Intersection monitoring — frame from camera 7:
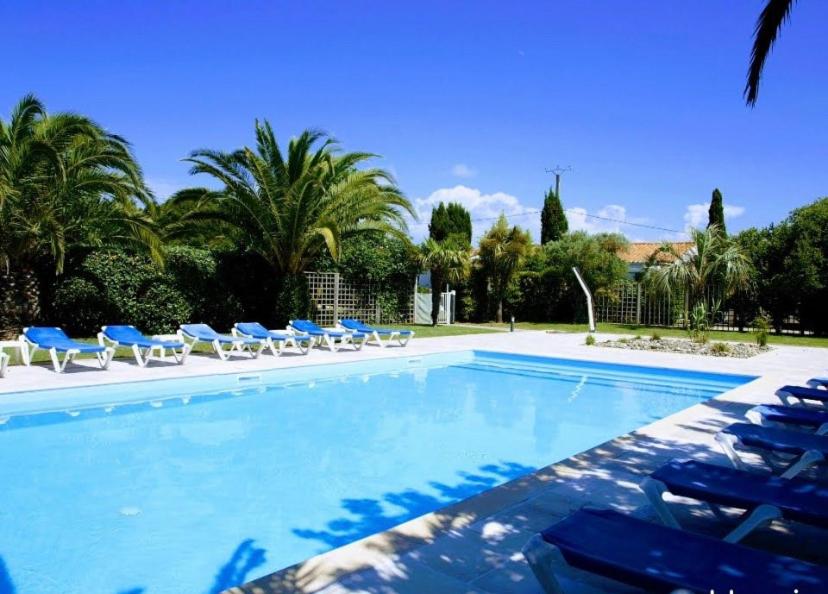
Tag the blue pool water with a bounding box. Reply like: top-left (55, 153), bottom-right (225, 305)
top-left (0, 351), bottom-right (754, 594)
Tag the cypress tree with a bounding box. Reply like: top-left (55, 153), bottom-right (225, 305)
top-left (446, 202), bottom-right (472, 246)
top-left (428, 202), bottom-right (450, 241)
top-left (540, 188), bottom-right (568, 243)
top-left (708, 188), bottom-right (727, 235)
top-left (429, 202), bottom-right (472, 246)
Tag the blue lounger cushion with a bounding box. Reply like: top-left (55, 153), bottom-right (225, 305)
top-left (779, 385), bottom-right (828, 403)
top-left (103, 325), bottom-right (184, 349)
top-left (539, 507), bottom-right (828, 593)
top-left (235, 322), bottom-right (296, 341)
top-left (753, 404), bottom-right (828, 429)
top-left (291, 319), bottom-right (364, 339)
top-left (723, 422), bottom-right (828, 456)
top-left (340, 319), bottom-right (413, 335)
top-left (24, 327), bottom-right (106, 353)
top-left (651, 458), bottom-right (828, 528)
top-left (181, 324), bottom-right (260, 345)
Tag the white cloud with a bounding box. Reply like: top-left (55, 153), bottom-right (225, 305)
top-left (726, 205), bottom-right (746, 219)
top-left (409, 185), bottom-right (539, 242)
top-left (450, 163), bottom-right (477, 179)
top-left (408, 186), bottom-right (672, 244)
top-left (683, 202), bottom-right (746, 231)
top-left (567, 204), bottom-right (629, 234)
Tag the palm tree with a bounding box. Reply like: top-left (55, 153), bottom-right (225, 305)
top-left (478, 215), bottom-right (532, 323)
top-left (745, 0), bottom-right (796, 106)
top-left (173, 120), bottom-right (415, 318)
top-left (645, 225), bottom-right (753, 326)
top-left (418, 238), bottom-right (470, 325)
top-left (0, 94), bottom-right (158, 333)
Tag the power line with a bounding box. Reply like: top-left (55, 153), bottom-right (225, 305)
top-left (469, 207), bottom-right (687, 235)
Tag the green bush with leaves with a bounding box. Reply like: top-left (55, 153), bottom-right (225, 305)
top-left (687, 301), bottom-right (712, 343)
top-left (753, 313), bottom-right (770, 347)
top-left (710, 342), bottom-right (730, 355)
top-left (52, 251), bottom-right (191, 334)
top-left (515, 232), bottom-right (628, 323)
top-left (313, 234), bottom-right (419, 323)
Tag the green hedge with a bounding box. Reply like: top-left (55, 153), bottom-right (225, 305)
top-left (49, 247), bottom-right (281, 335)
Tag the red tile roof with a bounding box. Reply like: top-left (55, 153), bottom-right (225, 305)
top-left (618, 241), bottom-right (695, 264)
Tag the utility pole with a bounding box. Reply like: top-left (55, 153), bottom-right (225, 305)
top-left (544, 165), bottom-right (572, 197)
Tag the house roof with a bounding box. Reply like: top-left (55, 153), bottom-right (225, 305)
top-left (618, 241), bottom-right (695, 265)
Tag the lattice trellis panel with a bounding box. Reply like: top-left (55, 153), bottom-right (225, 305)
top-left (305, 272), bottom-right (414, 327)
top-left (597, 282), bottom-right (677, 327)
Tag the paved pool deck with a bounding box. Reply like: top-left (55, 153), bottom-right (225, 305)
top-left (1, 330), bottom-right (825, 593)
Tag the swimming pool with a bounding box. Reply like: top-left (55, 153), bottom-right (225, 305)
top-left (0, 351), bottom-right (755, 594)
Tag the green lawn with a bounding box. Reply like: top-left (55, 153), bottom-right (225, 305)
top-left (385, 324), bottom-right (500, 338)
top-left (480, 321), bottom-right (828, 348)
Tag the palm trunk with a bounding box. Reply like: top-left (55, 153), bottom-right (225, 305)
top-left (496, 299), bottom-right (503, 324)
top-left (0, 271), bottom-right (18, 340)
top-left (18, 266), bottom-right (41, 325)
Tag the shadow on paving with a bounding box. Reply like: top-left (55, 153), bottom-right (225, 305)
top-left (219, 399), bottom-right (826, 593)
top-left (291, 461), bottom-right (534, 550)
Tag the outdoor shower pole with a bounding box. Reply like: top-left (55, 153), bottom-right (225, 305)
top-left (572, 267), bottom-right (596, 333)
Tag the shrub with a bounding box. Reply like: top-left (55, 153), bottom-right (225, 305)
top-left (585, 334), bottom-right (596, 346)
top-left (753, 313), bottom-right (770, 347)
top-left (52, 277), bottom-right (114, 335)
top-left (650, 331), bottom-right (662, 341)
top-left (687, 302), bottom-right (711, 343)
top-left (710, 342), bottom-right (731, 355)
top-left (634, 335), bottom-right (642, 340)
top-left (50, 247), bottom-right (242, 335)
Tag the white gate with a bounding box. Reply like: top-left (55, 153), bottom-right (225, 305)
top-left (414, 291), bottom-right (455, 325)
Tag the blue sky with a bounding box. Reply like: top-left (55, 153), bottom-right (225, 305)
top-left (3, 0), bottom-right (827, 242)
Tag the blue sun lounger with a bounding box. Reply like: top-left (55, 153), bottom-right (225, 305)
top-left (523, 507), bottom-right (828, 594)
top-left (233, 322), bottom-right (312, 356)
top-left (716, 422), bottom-right (828, 478)
top-left (289, 319), bottom-right (366, 352)
top-left (807, 377), bottom-right (828, 389)
top-left (179, 323), bottom-right (264, 360)
top-left (777, 384), bottom-right (828, 407)
top-left (98, 325), bottom-right (189, 367)
top-left (22, 326), bottom-right (115, 373)
top-left (747, 404), bottom-right (828, 435)
top-left (338, 319), bottom-right (414, 347)
top-left (641, 458), bottom-right (828, 543)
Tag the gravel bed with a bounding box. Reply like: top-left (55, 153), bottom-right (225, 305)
top-left (597, 336), bottom-right (769, 358)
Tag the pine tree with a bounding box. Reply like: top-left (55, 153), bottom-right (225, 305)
top-left (708, 188), bottom-right (727, 235)
top-left (540, 189), bottom-right (568, 244)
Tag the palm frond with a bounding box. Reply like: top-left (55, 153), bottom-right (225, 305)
top-left (745, 0), bottom-right (796, 106)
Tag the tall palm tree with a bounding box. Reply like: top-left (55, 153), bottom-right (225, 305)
top-left (418, 238), bottom-right (470, 325)
top-left (478, 215), bottom-right (532, 323)
top-left (645, 225), bottom-right (753, 323)
top-left (173, 120), bottom-right (415, 317)
top-left (0, 94), bottom-right (158, 332)
top-left (745, 0), bottom-right (796, 106)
